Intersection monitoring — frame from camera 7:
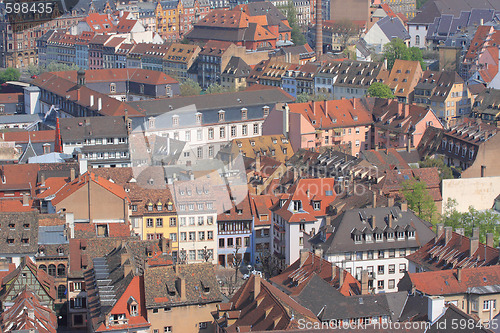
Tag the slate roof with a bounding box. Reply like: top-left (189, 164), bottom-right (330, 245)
top-left (144, 263), bottom-right (223, 308)
top-left (310, 206), bottom-right (435, 254)
top-left (406, 231), bottom-right (500, 271)
top-left (38, 225), bottom-right (68, 245)
top-left (316, 60), bottom-right (388, 89)
top-left (222, 56), bottom-right (252, 78)
top-left (52, 68), bottom-right (178, 85)
top-left (59, 116), bottom-right (128, 142)
top-left (472, 87), bottom-right (500, 116)
top-left (377, 16), bottom-right (410, 41)
top-left (427, 304), bottom-right (492, 332)
top-left (0, 211), bottom-right (38, 255)
top-left (294, 275), bottom-right (408, 322)
top-left (359, 148), bottom-right (413, 171)
top-left (415, 70), bottom-right (464, 102)
top-left (127, 87), bottom-right (294, 118)
top-left (410, 0), bottom-right (500, 25)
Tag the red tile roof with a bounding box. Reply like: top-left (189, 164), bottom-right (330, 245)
top-left (0, 93), bottom-right (22, 104)
top-left (81, 13), bottom-right (116, 33)
top-left (250, 194), bottom-right (277, 226)
top-left (51, 68), bottom-right (178, 86)
top-left (287, 99), bottom-right (372, 129)
top-left (270, 252), bottom-right (361, 297)
top-left (406, 231), bottom-right (500, 271)
top-left (0, 199), bottom-right (36, 212)
top-left (0, 164), bottom-right (39, 195)
top-left (2, 130), bottom-right (56, 144)
top-left (405, 265), bottom-right (500, 295)
top-left (36, 177), bottom-right (68, 200)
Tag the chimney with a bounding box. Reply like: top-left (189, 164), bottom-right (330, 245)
top-left (90, 95), bottom-right (94, 107)
top-left (388, 196), bottom-right (395, 207)
top-left (27, 308), bottom-right (35, 320)
top-left (486, 233), bottom-right (494, 247)
top-left (339, 269), bottom-right (344, 288)
top-left (299, 250), bottom-right (309, 266)
top-left (315, 0), bottom-right (322, 58)
top-left (176, 277), bottom-right (187, 301)
top-left (361, 270), bottom-right (369, 295)
top-left (472, 227), bottom-right (480, 239)
top-left (282, 103), bottom-right (290, 139)
top-left (435, 223), bottom-right (444, 241)
top-left (66, 213), bottom-right (75, 239)
top-left (372, 191), bottom-right (377, 208)
top-left (404, 104), bottom-right (410, 118)
top-left (124, 261), bottom-right (132, 277)
top-left (255, 155), bottom-right (261, 171)
top-left (22, 193), bottom-right (29, 207)
top-left (427, 296), bottom-right (445, 323)
top-left (40, 173), bottom-right (46, 186)
top-left (387, 213), bottom-right (393, 228)
top-left (161, 237), bottom-right (168, 254)
top-left (253, 275), bottom-right (261, 301)
top-left (70, 168), bottom-right (75, 182)
top-left (97, 97), bottom-right (102, 111)
top-left (444, 226), bottom-right (452, 245)
top-left (77, 88), bottom-right (80, 101)
top-left (455, 228), bottom-right (464, 236)
top-left (456, 267), bottom-right (462, 282)
top-left (331, 264), bottom-right (337, 282)
top-left (370, 215), bottom-right (376, 229)
top-left (397, 102), bottom-right (403, 116)
top-left (312, 101), bottom-right (316, 115)
top-left (400, 201), bottom-right (408, 212)
top-left (470, 235), bottom-right (479, 255)
top-left (352, 98), bottom-right (356, 109)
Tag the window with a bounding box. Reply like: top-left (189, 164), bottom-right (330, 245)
top-left (48, 264), bottom-right (56, 276)
top-left (344, 252), bottom-right (352, 260)
top-left (227, 238), bottom-right (234, 247)
top-left (199, 321), bottom-right (208, 329)
top-left (208, 145), bottom-right (214, 157)
top-left (156, 218), bottom-right (163, 227)
top-left (378, 265), bottom-right (384, 275)
top-left (218, 110), bottom-right (225, 122)
top-left (189, 232), bottom-right (196, 241)
top-left (197, 129), bottom-right (202, 141)
top-left (388, 279), bottom-right (395, 289)
top-left (377, 280), bottom-right (384, 290)
top-left (389, 264), bottom-right (395, 274)
top-left (208, 128), bottom-right (214, 139)
top-left (399, 263), bottom-right (406, 273)
top-left (220, 127), bottom-right (225, 138)
top-left (313, 201), bottom-right (321, 210)
top-left (57, 264), bottom-right (66, 277)
top-left (180, 232), bottom-right (187, 241)
top-left (185, 131), bottom-right (191, 141)
top-left (378, 250), bottom-right (385, 258)
top-left (367, 250), bottom-right (374, 259)
top-left (399, 248), bottom-right (406, 257)
top-left (231, 126), bottom-right (236, 137)
top-left (219, 238), bottom-right (225, 248)
top-left (197, 147), bottom-right (203, 158)
top-left (58, 285), bottom-right (66, 299)
top-left (199, 231), bottom-right (205, 240)
top-left (484, 300), bottom-right (496, 311)
top-left (242, 125), bottom-right (248, 136)
top-left (253, 123), bottom-right (259, 134)
top-left (180, 217), bottom-right (186, 226)
top-left (189, 216), bottom-right (195, 224)
top-left (110, 83), bottom-right (116, 93)
top-left (189, 250), bottom-right (196, 261)
top-left (389, 249), bottom-right (395, 258)
top-left (169, 217), bottom-right (176, 227)
top-left (169, 233), bottom-right (177, 242)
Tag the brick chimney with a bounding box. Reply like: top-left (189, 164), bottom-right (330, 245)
top-left (372, 191), bottom-right (377, 208)
top-left (444, 226), bottom-right (452, 245)
top-left (456, 267), bottom-right (462, 282)
top-left (176, 277), bottom-right (187, 301)
top-left (315, 0), bottom-right (323, 58)
top-left (486, 233), bottom-right (494, 247)
top-left (22, 193), bottom-right (29, 207)
top-left (397, 102), bottom-right (403, 116)
top-left (361, 270), bottom-right (369, 295)
top-left (331, 264), bottom-right (337, 282)
top-left (339, 269), bottom-right (344, 289)
top-left (435, 223), bottom-right (444, 241)
top-left (253, 275), bottom-right (261, 301)
top-left (472, 227), bottom-right (480, 239)
top-left (400, 201), bottom-right (408, 212)
top-left (388, 196), bottom-right (395, 207)
top-left (404, 104), bottom-right (410, 118)
top-left (255, 155), bottom-right (261, 172)
top-left (387, 213), bottom-right (393, 228)
top-left (352, 98), bottom-right (357, 109)
top-left (299, 250), bottom-right (309, 266)
top-left (70, 168), bottom-right (75, 182)
top-left (470, 228), bottom-right (479, 255)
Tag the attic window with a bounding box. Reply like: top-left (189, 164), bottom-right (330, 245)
top-left (8, 223), bottom-right (15, 229)
top-left (7, 238), bottom-right (14, 245)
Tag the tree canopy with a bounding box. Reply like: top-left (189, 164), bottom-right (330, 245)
top-left (367, 82), bottom-right (394, 98)
top-left (26, 63), bottom-right (79, 76)
top-left (383, 38), bottom-right (425, 71)
top-left (180, 79), bottom-right (202, 96)
top-left (0, 68), bottom-right (21, 83)
top-left (295, 92), bottom-right (329, 103)
top-left (281, 1), bottom-right (306, 46)
top-left (205, 83), bottom-right (230, 94)
top-left (401, 180), bottom-right (437, 223)
top-left (418, 157), bottom-right (454, 180)
top-left (441, 199), bottom-right (500, 244)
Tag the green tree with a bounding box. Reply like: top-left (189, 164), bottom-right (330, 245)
top-left (332, 20), bottom-right (360, 51)
top-left (367, 82), bottom-right (394, 98)
top-left (281, 1), bottom-right (306, 46)
top-left (180, 79), bottom-right (202, 96)
top-left (0, 68), bottom-right (21, 83)
top-left (418, 157), bottom-right (454, 180)
top-left (383, 38), bottom-right (425, 71)
top-left (401, 180), bottom-right (437, 222)
top-left (441, 198), bottom-right (500, 244)
top-left (205, 83), bottom-right (227, 94)
top-left (26, 63), bottom-right (79, 76)
top-left (295, 92), bottom-right (329, 103)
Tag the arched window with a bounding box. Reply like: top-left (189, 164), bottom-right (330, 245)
top-left (57, 264), bottom-right (66, 277)
top-left (48, 264), bottom-right (56, 277)
top-left (415, 35), bottom-right (420, 46)
top-left (279, 34), bottom-right (283, 40)
top-left (58, 285), bottom-right (66, 299)
top-left (39, 264), bottom-right (47, 272)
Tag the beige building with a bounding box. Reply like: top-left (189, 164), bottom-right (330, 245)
top-left (442, 177), bottom-right (500, 213)
top-left (221, 56), bottom-right (252, 92)
top-left (144, 263), bottom-right (223, 333)
top-left (399, 265), bottom-right (500, 324)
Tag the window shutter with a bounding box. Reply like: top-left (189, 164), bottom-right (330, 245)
top-left (81, 282), bottom-right (86, 291)
top-left (82, 298), bottom-right (87, 308)
top-left (70, 283), bottom-right (74, 292)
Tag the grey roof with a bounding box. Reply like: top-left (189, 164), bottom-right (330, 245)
top-left (222, 56), bottom-right (252, 78)
top-left (294, 274), bottom-right (408, 321)
top-left (127, 87), bottom-right (293, 117)
top-left (38, 225), bottom-right (69, 245)
top-left (316, 60), bottom-right (386, 89)
top-left (60, 116), bottom-right (128, 142)
top-left (356, 38), bottom-right (371, 58)
top-left (377, 16), bottom-right (410, 41)
top-left (410, 0), bottom-right (500, 25)
top-left (28, 152), bottom-right (72, 164)
top-left (0, 114), bottom-right (43, 125)
top-left (467, 284), bottom-right (500, 294)
top-left (310, 206), bottom-right (435, 254)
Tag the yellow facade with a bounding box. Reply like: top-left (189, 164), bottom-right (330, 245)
top-left (155, 1), bottom-right (182, 40)
top-left (141, 200), bottom-right (179, 252)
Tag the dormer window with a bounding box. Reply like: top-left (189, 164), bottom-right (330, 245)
top-left (397, 231), bottom-right (405, 240)
top-left (23, 223), bottom-right (29, 229)
top-left (313, 201), bottom-right (321, 210)
top-left (148, 202), bottom-right (153, 211)
top-left (387, 232), bottom-right (394, 240)
top-left (354, 234), bottom-right (362, 243)
top-left (218, 110), bottom-right (225, 122)
top-left (241, 108), bottom-right (247, 120)
top-left (157, 201), bottom-right (163, 211)
top-left (280, 199), bottom-right (286, 207)
top-left (7, 238), bottom-right (14, 245)
top-left (408, 231), bottom-right (415, 239)
top-left (375, 233), bottom-right (383, 241)
top-left (8, 223), bottom-right (14, 229)
top-left (167, 202), bottom-right (173, 211)
top-left (148, 117), bottom-right (155, 129)
top-left (196, 112), bottom-right (202, 124)
top-left (293, 200), bottom-right (302, 211)
top-left (172, 115), bottom-right (179, 127)
top-left (366, 233), bottom-right (373, 242)
top-left (130, 304), bottom-right (138, 316)
top-left (58, 246), bottom-right (64, 255)
top-left (263, 106), bottom-right (270, 117)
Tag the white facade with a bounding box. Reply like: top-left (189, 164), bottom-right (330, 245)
top-left (408, 23), bottom-right (428, 49)
top-left (177, 212), bottom-right (218, 265)
top-left (325, 246), bottom-right (418, 293)
top-left (363, 24), bottom-right (391, 54)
